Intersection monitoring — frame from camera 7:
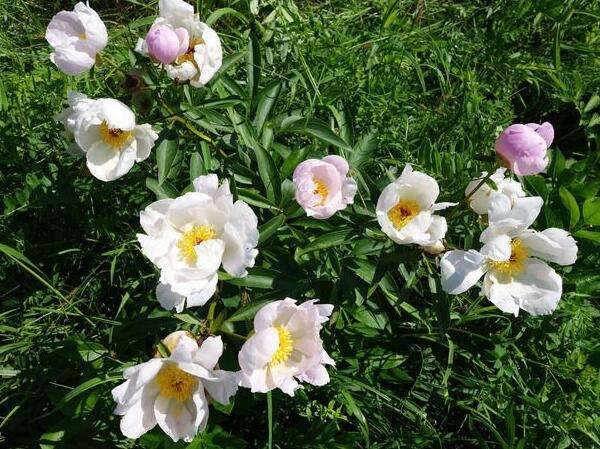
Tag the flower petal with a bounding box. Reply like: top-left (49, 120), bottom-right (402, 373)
top-left (194, 336), bottom-right (223, 370)
top-left (480, 234), bottom-right (512, 261)
top-left (440, 250), bottom-right (487, 294)
top-left (484, 259), bottom-right (562, 316)
top-left (518, 228), bottom-right (578, 266)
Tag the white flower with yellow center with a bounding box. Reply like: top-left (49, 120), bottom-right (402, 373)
top-left (56, 91), bottom-right (158, 181)
top-left (238, 298), bottom-right (334, 396)
top-left (137, 174), bottom-right (259, 312)
top-left (376, 164), bottom-right (456, 247)
top-left (136, 0), bottom-right (222, 87)
top-left (465, 168), bottom-right (525, 215)
top-left (112, 332), bottom-right (238, 442)
top-left (440, 199), bottom-right (578, 316)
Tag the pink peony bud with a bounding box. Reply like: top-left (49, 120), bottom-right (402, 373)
top-left (293, 155), bottom-right (357, 219)
top-left (495, 122), bottom-right (554, 176)
top-left (145, 25), bottom-right (189, 65)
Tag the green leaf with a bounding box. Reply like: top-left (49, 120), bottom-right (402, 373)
top-left (297, 229), bottom-right (353, 256)
top-left (282, 118), bottom-right (352, 152)
top-left (250, 145), bottom-right (281, 203)
top-left (146, 177), bottom-right (177, 200)
top-left (583, 198), bottom-right (600, 225)
top-left (574, 230), bottom-right (600, 244)
top-left (156, 131), bottom-right (178, 185)
top-left (226, 299), bottom-right (273, 322)
top-left (253, 80), bottom-right (282, 135)
top-left (259, 214), bottom-right (286, 244)
top-left (349, 132), bottom-right (377, 168)
top-left (189, 152), bottom-right (204, 183)
top-left (559, 186), bottom-right (580, 229)
top-left (247, 30), bottom-right (261, 111)
top-left (205, 7), bottom-right (248, 27)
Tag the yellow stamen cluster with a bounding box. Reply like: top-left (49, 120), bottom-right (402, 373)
top-left (155, 363), bottom-right (198, 402)
top-left (178, 225), bottom-right (217, 265)
top-left (176, 38), bottom-right (205, 66)
top-left (387, 199), bottom-right (421, 230)
top-left (488, 238), bottom-right (529, 276)
top-left (99, 122), bottom-right (132, 149)
top-left (268, 325), bottom-right (293, 367)
top-left (312, 178), bottom-right (329, 205)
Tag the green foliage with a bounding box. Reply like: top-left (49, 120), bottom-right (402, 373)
top-left (1, 0), bottom-right (599, 448)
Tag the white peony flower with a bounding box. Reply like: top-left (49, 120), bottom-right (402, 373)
top-left (376, 164), bottom-right (456, 248)
top-left (137, 174), bottom-right (259, 312)
top-left (112, 333), bottom-right (239, 442)
top-left (136, 0), bottom-right (222, 87)
top-left (56, 91), bottom-right (158, 181)
top-left (238, 298), bottom-right (334, 396)
top-left (465, 168), bottom-right (525, 215)
top-left (440, 199), bottom-right (578, 316)
top-left (45, 2), bottom-right (108, 75)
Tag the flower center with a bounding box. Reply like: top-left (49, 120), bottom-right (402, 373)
top-left (99, 122), bottom-right (132, 149)
top-left (488, 238), bottom-right (529, 276)
top-left (387, 199), bottom-right (421, 229)
top-left (177, 225), bottom-right (216, 265)
top-left (78, 33), bottom-right (87, 40)
top-left (312, 177), bottom-right (329, 205)
top-left (176, 38), bottom-right (204, 66)
top-left (269, 325), bottom-right (293, 367)
top-left (155, 363), bottom-right (198, 402)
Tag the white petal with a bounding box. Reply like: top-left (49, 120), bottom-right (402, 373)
top-left (185, 273), bottom-right (219, 308)
top-left (278, 376), bottom-right (301, 396)
top-left (96, 99), bottom-right (136, 131)
top-left (134, 124), bottom-right (158, 162)
top-left (154, 395), bottom-right (197, 442)
top-left (169, 335), bottom-right (199, 362)
top-left (192, 174), bottom-right (219, 196)
top-left (86, 142), bottom-right (135, 182)
top-left (156, 283), bottom-right (186, 312)
top-left (139, 199), bottom-right (173, 236)
top-left (431, 202), bottom-right (458, 211)
top-left (202, 370), bottom-right (239, 404)
top-left (238, 328), bottom-right (279, 372)
top-left (191, 387), bottom-right (209, 433)
top-left (253, 300), bottom-right (285, 331)
top-left (221, 202), bottom-right (259, 277)
top-left (119, 385), bottom-right (159, 439)
top-left (159, 0), bottom-right (194, 22)
top-left (480, 234), bottom-right (512, 261)
top-left (484, 259), bottom-right (562, 316)
top-left (395, 166), bottom-right (440, 209)
top-left (194, 336), bottom-right (223, 370)
top-left (322, 155), bottom-right (349, 176)
top-left (166, 192), bottom-right (215, 230)
top-left (440, 250), bottom-right (487, 294)
top-left (519, 228), bottom-right (578, 266)
top-left (50, 45), bottom-right (96, 75)
top-left (297, 364), bottom-right (330, 386)
top-left (486, 196), bottom-right (543, 237)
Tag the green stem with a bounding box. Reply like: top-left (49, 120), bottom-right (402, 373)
top-left (267, 391), bottom-right (273, 449)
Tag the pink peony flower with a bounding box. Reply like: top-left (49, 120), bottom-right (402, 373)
top-left (145, 25), bottom-right (189, 65)
top-left (495, 122), bottom-right (554, 175)
top-left (293, 155), bottom-right (357, 219)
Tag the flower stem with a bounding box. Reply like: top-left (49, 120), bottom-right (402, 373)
top-left (267, 391), bottom-right (273, 449)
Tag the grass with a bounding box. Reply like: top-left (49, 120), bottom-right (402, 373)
top-left (1, 0), bottom-right (599, 448)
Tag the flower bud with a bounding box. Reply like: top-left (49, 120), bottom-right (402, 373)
top-left (495, 122), bottom-right (554, 176)
top-left (146, 25), bottom-right (188, 65)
